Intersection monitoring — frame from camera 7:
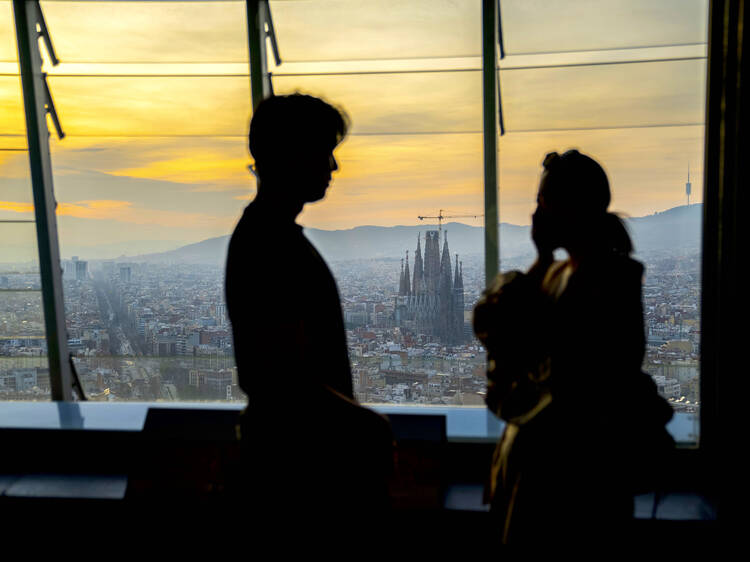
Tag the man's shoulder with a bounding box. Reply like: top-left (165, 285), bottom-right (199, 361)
top-left (230, 203), bottom-right (264, 238)
top-left (229, 204), bottom-right (298, 256)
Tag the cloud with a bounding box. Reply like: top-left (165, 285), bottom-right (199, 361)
top-left (0, 200), bottom-right (34, 213)
top-left (56, 199), bottom-right (226, 228)
top-left (111, 155), bottom-right (249, 188)
top-left (57, 199), bottom-right (132, 218)
top-left (0, 198), bottom-right (230, 230)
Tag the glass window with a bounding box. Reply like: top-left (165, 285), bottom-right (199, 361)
top-left (1, 4), bottom-right (50, 399)
top-left (41, 0), bottom-right (249, 63)
top-left (500, 0), bottom-right (708, 55)
top-left (38, 1), bottom-right (250, 402)
top-left (498, 0), bottom-right (706, 443)
top-left (6, 1), bottom-right (706, 444)
top-left (272, 1), bottom-right (487, 408)
top-left (271, 0), bottom-right (481, 62)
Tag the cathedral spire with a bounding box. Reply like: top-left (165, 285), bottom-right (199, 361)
top-left (404, 250), bottom-right (411, 295)
top-left (413, 233), bottom-right (425, 295)
top-left (454, 254), bottom-right (460, 287)
top-left (399, 258), bottom-right (405, 295)
top-left (439, 230), bottom-right (452, 294)
top-left (440, 230), bottom-right (451, 277)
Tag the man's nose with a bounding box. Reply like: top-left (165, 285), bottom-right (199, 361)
top-left (329, 155), bottom-right (338, 172)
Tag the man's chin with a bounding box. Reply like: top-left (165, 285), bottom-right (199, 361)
top-left (305, 185), bottom-right (329, 203)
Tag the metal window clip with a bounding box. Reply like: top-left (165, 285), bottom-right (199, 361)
top-left (42, 72), bottom-right (64, 139)
top-left (262, 1), bottom-right (281, 67)
top-left (34, 0), bottom-right (59, 66)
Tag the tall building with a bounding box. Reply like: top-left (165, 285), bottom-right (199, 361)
top-left (394, 230), bottom-right (465, 345)
top-left (119, 265), bottom-right (132, 283)
top-left (75, 259), bottom-right (88, 281)
top-left (215, 302), bottom-right (227, 326)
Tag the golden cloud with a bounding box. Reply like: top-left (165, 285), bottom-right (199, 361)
top-left (0, 198), bottom-right (228, 229)
top-left (0, 200), bottom-right (34, 213)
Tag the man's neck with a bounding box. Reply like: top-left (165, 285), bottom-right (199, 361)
top-left (252, 185), bottom-right (304, 221)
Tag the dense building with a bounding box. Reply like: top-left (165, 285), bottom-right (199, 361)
top-left (394, 230), bottom-right (465, 345)
top-left (76, 259), bottom-right (88, 281)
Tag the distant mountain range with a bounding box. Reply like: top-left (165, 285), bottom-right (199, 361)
top-left (118, 204), bottom-right (702, 265)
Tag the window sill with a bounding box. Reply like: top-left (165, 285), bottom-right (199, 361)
top-left (0, 401), bottom-right (698, 444)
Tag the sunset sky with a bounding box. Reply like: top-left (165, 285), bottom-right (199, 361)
top-left (1, 0), bottom-right (708, 260)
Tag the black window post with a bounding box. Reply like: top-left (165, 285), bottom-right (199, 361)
top-left (13, 0), bottom-right (73, 401)
top-left (482, 0), bottom-right (500, 287)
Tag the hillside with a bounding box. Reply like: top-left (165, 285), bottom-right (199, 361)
top-left (118, 204), bottom-right (703, 265)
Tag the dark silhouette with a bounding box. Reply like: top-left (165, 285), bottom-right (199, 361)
top-left (474, 149), bottom-right (674, 546)
top-left (225, 94), bottom-right (393, 520)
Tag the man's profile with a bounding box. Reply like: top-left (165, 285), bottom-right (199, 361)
top-left (225, 94), bottom-right (393, 517)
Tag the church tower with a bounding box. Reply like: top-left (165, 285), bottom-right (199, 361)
top-left (403, 250), bottom-right (411, 296)
top-left (438, 231), bottom-right (454, 343)
top-left (453, 256), bottom-right (465, 344)
top-left (412, 233), bottom-right (425, 295)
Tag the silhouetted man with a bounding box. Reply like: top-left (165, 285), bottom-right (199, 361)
top-left (225, 94), bottom-right (393, 521)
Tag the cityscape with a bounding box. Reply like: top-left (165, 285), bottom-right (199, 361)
top-left (1, 209), bottom-right (701, 416)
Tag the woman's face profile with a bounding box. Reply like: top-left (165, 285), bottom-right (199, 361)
top-left (533, 170), bottom-right (569, 251)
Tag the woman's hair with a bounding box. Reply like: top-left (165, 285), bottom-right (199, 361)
top-left (542, 149), bottom-right (633, 255)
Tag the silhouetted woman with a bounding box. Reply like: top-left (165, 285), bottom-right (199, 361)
top-left (474, 150), bottom-right (673, 546)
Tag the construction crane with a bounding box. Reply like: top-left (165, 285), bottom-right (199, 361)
top-left (417, 209), bottom-right (484, 232)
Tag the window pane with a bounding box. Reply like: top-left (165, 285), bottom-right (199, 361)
top-left (273, 3), bottom-right (487, 407)
top-left (273, 71), bottom-right (482, 134)
top-left (0, 19), bottom-right (50, 401)
top-left (49, 134), bottom-right (249, 402)
top-left (41, 1), bottom-right (248, 63)
top-left (500, 59), bottom-right (706, 131)
top-left (500, 0), bottom-right (708, 55)
top-left (300, 133), bottom-right (486, 407)
top-left (0, 1), bottom-right (16, 62)
top-left (48, 76), bottom-right (250, 137)
top-left (34, 2), bottom-right (250, 403)
top-left (498, 10), bottom-right (705, 443)
top-left (0, 222), bottom-right (50, 400)
top-left (271, 0), bottom-right (481, 62)
top-left (0, 76), bottom-right (25, 136)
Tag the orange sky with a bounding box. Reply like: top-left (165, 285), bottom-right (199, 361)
top-left (0, 0), bottom-right (708, 260)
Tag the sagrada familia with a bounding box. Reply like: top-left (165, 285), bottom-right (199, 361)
top-left (394, 230), bottom-right (465, 345)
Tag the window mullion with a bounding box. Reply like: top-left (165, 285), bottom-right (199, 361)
top-left (482, 0), bottom-right (499, 287)
top-left (13, 0), bottom-right (73, 401)
top-left (246, 0), bottom-right (278, 110)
